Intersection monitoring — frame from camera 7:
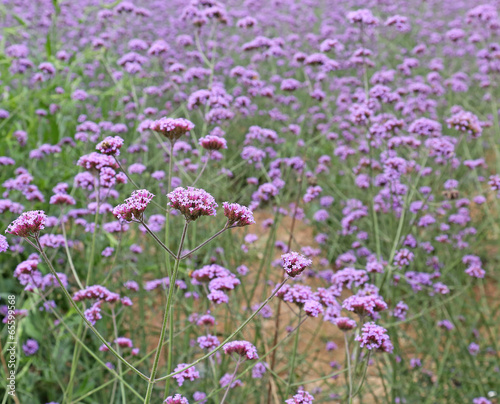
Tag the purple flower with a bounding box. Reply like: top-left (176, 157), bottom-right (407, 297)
top-left (6, 210), bottom-right (47, 238)
top-left (334, 317), bottom-right (357, 331)
top-left (101, 247), bottom-right (114, 257)
top-left (167, 187), bottom-right (217, 222)
top-left (223, 340), bottom-right (259, 360)
top-left (96, 136), bottom-right (124, 156)
top-left (113, 190), bottom-right (154, 222)
top-left (197, 335), bottom-right (220, 350)
top-left (50, 193), bottom-right (76, 206)
top-left (342, 294), bottom-right (388, 317)
top-left (199, 135), bottom-right (227, 151)
top-left (281, 252), bottom-right (312, 277)
top-left (285, 389), bottom-right (315, 404)
top-left (150, 117), bottom-right (194, 142)
top-left (22, 339), bottom-right (39, 356)
top-left (0, 235), bottom-right (9, 253)
top-left (447, 110), bottom-right (482, 138)
top-left (393, 249), bottom-right (414, 268)
top-left (468, 342), bottom-right (480, 355)
top-left (172, 363), bottom-right (200, 386)
top-left (473, 398), bottom-right (492, 404)
top-left (223, 202), bottom-right (255, 227)
top-left (252, 362), bottom-right (267, 378)
top-left (355, 322), bottom-right (393, 353)
top-left (304, 300), bottom-right (324, 317)
top-left (164, 394), bottom-right (189, 404)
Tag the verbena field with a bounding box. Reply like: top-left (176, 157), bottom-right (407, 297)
top-left (1, 0), bottom-right (499, 403)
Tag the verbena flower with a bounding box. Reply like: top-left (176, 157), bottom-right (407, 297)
top-left (199, 135), bottom-right (227, 151)
top-left (164, 394), bottom-right (189, 404)
top-left (355, 322), bottom-right (393, 353)
top-left (223, 340), bottom-right (259, 360)
top-left (6, 210), bottom-right (47, 238)
top-left (223, 202), bottom-right (255, 227)
top-left (285, 389), bottom-right (315, 404)
top-left (113, 190), bottom-right (154, 222)
top-left (281, 252), bottom-right (312, 277)
top-left (96, 136), bottom-right (124, 156)
top-left (167, 187), bottom-right (217, 222)
top-left (0, 235), bottom-right (9, 253)
top-left (172, 363), bottom-right (200, 386)
top-left (150, 117), bottom-right (194, 142)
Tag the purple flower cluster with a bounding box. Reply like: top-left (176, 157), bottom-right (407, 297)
top-left (6, 210), bottom-right (47, 237)
top-left (223, 202), bottom-right (255, 227)
top-left (150, 117), bottom-right (194, 142)
top-left (167, 187), bottom-right (217, 222)
top-left (355, 322), bottom-right (393, 353)
top-left (113, 189), bottom-right (154, 222)
top-left (223, 340), bottom-right (259, 360)
top-left (281, 251), bottom-right (312, 277)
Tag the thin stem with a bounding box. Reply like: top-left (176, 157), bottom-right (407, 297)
top-left (352, 351), bottom-right (372, 398)
top-left (180, 225), bottom-right (229, 260)
top-left (86, 180), bottom-right (100, 285)
top-left (155, 277), bottom-right (290, 382)
top-left (34, 237), bottom-right (149, 381)
top-left (60, 214), bottom-right (83, 289)
top-left (220, 357), bottom-right (242, 404)
top-left (112, 309), bottom-right (127, 404)
top-left (140, 219), bottom-right (176, 258)
top-left (345, 333), bottom-right (353, 403)
top-left (191, 155), bottom-right (209, 186)
top-left (144, 221), bottom-right (189, 404)
top-left (285, 308), bottom-right (302, 398)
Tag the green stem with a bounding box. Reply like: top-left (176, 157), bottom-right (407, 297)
top-left (285, 308), bottom-right (302, 397)
top-left (34, 237), bottom-right (148, 381)
top-left (154, 277), bottom-right (289, 382)
top-left (143, 221), bottom-right (189, 404)
top-left (345, 333), bottom-right (354, 403)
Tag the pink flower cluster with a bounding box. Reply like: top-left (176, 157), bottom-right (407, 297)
top-left (96, 136), bottom-right (124, 156)
top-left (150, 117), bottom-right (194, 141)
top-left (223, 340), bottom-right (259, 360)
top-left (281, 251), bottom-right (312, 277)
top-left (6, 210), bottom-right (47, 238)
top-left (167, 187), bottom-right (217, 222)
top-left (113, 189), bottom-right (154, 222)
top-left (355, 322), bottom-right (393, 353)
top-left (223, 202), bottom-right (255, 227)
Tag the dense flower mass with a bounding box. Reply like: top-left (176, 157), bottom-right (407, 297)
top-left (113, 189), bottom-right (154, 222)
top-left (167, 187), bottom-right (218, 221)
top-left (1, 0), bottom-right (499, 402)
top-left (223, 340), bottom-right (259, 360)
top-left (96, 136), bottom-right (124, 156)
top-left (6, 210), bottom-right (47, 237)
top-left (150, 117), bottom-right (195, 141)
top-left (281, 252), bottom-right (312, 277)
top-left (355, 322), bottom-right (393, 353)
top-left (223, 202), bottom-right (255, 227)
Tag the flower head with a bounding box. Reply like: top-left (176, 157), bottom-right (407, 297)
top-left (164, 395), bottom-right (189, 404)
top-left (172, 363), bottom-right (200, 386)
top-left (281, 251), bottom-right (312, 277)
top-left (150, 117), bottom-right (194, 141)
top-left (113, 190), bottom-right (154, 222)
top-left (96, 136), bottom-right (124, 156)
top-left (6, 210), bottom-right (47, 238)
top-left (223, 202), bottom-right (255, 227)
top-left (355, 322), bottom-right (393, 353)
top-left (167, 187), bottom-right (217, 221)
top-left (285, 389), bottom-right (315, 404)
top-left (0, 235), bottom-right (9, 253)
top-left (199, 135), bottom-right (227, 151)
top-left (223, 340), bottom-right (258, 360)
